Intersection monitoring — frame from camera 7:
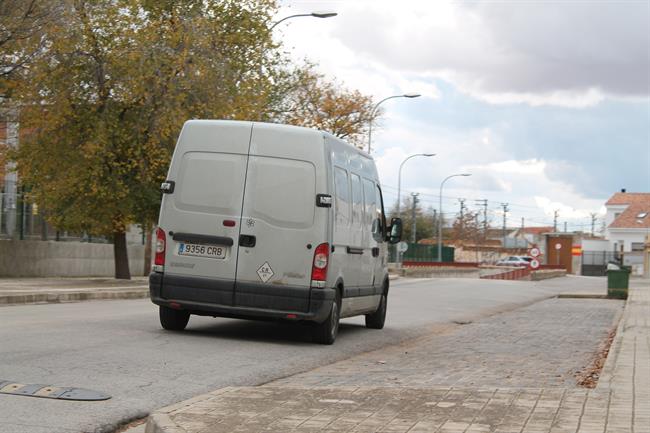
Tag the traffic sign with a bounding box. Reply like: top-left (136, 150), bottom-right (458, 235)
top-left (555, 243), bottom-right (562, 250)
top-left (529, 247), bottom-right (540, 257)
top-left (530, 259), bottom-right (540, 269)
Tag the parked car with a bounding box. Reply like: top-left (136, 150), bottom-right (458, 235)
top-left (149, 120), bottom-right (403, 344)
top-left (496, 256), bottom-right (534, 267)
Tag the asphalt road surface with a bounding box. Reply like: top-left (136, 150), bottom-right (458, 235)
top-left (0, 276), bottom-right (605, 433)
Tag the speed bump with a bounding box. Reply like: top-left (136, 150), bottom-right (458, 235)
top-left (0, 379), bottom-right (110, 401)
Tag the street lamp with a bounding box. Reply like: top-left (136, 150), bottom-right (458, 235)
top-left (396, 153), bottom-right (435, 265)
top-left (438, 173), bottom-right (471, 262)
top-left (367, 93), bottom-right (421, 153)
top-left (259, 11), bottom-right (337, 120)
top-left (270, 11), bottom-right (338, 31)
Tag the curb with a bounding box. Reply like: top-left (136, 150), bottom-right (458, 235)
top-left (0, 288), bottom-right (149, 306)
top-left (145, 388), bottom-right (236, 433)
top-left (596, 287), bottom-right (630, 389)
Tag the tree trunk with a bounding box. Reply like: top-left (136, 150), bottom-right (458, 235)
top-left (113, 230), bottom-right (131, 280)
top-left (143, 223), bottom-right (152, 275)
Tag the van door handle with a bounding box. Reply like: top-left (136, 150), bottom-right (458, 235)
top-left (346, 247), bottom-right (364, 255)
top-left (239, 234), bottom-right (256, 248)
top-left (372, 247), bottom-right (380, 257)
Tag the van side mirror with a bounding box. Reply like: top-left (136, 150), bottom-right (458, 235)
top-left (387, 217), bottom-right (402, 244)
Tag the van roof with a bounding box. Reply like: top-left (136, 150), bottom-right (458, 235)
top-left (184, 119), bottom-right (373, 161)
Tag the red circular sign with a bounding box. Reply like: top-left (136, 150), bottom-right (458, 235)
top-left (530, 259), bottom-right (540, 269)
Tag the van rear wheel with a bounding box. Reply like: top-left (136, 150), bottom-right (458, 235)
top-left (365, 293), bottom-right (387, 329)
top-left (159, 306), bottom-right (190, 331)
top-left (312, 291), bottom-right (340, 345)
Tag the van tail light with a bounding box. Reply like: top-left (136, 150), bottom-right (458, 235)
top-left (310, 242), bottom-right (329, 287)
top-left (154, 228), bottom-right (166, 268)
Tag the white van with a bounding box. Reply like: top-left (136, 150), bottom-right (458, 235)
top-left (149, 120), bottom-right (403, 344)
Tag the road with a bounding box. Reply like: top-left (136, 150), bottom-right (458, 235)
top-left (0, 276), bottom-right (605, 433)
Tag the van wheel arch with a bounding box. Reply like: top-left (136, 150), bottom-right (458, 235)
top-left (334, 278), bottom-right (344, 299)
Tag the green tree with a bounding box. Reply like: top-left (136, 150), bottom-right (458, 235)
top-left (12, 0), bottom-right (381, 279)
top-left (13, 0), bottom-right (282, 278)
top-left (388, 196), bottom-right (436, 243)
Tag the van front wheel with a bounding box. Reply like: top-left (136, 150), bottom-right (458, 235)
top-left (159, 306), bottom-right (190, 331)
top-left (365, 293), bottom-right (387, 329)
top-left (312, 292), bottom-right (340, 345)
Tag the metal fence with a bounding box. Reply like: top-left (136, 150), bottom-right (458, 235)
top-left (0, 191), bottom-right (111, 242)
top-left (581, 251), bottom-right (620, 276)
top-left (388, 243), bottom-right (455, 263)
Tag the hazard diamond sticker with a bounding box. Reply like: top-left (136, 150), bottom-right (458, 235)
top-left (257, 262), bottom-right (274, 283)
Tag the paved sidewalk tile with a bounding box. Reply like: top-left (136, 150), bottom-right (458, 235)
top-left (270, 298), bottom-right (623, 389)
top-left (147, 283), bottom-right (648, 433)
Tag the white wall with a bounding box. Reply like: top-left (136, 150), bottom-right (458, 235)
top-left (605, 204), bottom-right (627, 227)
top-left (582, 239), bottom-right (610, 252)
top-left (607, 229), bottom-right (649, 252)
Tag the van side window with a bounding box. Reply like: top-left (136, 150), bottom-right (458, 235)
top-left (350, 173), bottom-right (363, 226)
top-left (334, 167), bottom-right (350, 226)
top-left (362, 178), bottom-right (377, 237)
top-left (373, 184), bottom-right (385, 242)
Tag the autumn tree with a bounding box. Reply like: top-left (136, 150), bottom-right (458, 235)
top-left (272, 64), bottom-right (378, 148)
top-left (0, 0), bottom-right (53, 77)
top-left (12, 0), bottom-right (381, 279)
top-left (14, 0), bottom-right (283, 278)
top-left (450, 210), bottom-right (482, 246)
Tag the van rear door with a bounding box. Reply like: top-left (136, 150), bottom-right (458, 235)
top-left (159, 121), bottom-right (252, 306)
top-left (233, 124), bottom-right (326, 313)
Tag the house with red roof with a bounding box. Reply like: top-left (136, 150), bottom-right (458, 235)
top-left (605, 190), bottom-right (650, 252)
top-left (604, 190), bottom-right (650, 276)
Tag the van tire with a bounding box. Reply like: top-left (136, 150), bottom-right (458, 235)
top-left (365, 293), bottom-right (387, 329)
top-left (312, 291), bottom-right (341, 345)
top-left (159, 306), bottom-right (190, 331)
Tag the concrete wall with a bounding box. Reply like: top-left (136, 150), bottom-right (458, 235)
top-left (0, 240), bottom-right (145, 277)
top-left (582, 239), bottom-right (610, 252)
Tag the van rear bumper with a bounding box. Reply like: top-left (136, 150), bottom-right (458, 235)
top-left (149, 272), bottom-right (334, 323)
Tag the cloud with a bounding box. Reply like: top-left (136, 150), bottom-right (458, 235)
top-left (279, 0), bottom-right (650, 107)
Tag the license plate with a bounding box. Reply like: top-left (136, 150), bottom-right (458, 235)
top-left (178, 242), bottom-right (226, 259)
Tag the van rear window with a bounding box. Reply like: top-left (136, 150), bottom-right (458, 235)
top-left (175, 152), bottom-right (247, 215)
top-left (246, 157), bottom-right (316, 229)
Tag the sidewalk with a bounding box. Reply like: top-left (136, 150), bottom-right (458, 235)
top-left (145, 281), bottom-right (648, 433)
top-left (0, 277), bottom-right (149, 306)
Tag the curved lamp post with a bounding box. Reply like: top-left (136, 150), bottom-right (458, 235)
top-left (259, 11), bottom-right (337, 120)
top-left (438, 173), bottom-right (471, 262)
top-left (270, 11), bottom-right (338, 30)
top-left (367, 93), bottom-right (421, 153)
top-left (396, 153), bottom-right (435, 266)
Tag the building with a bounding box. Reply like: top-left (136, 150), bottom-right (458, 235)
top-left (605, 190), bottom-right (650, 253)
top-left (604, 190), bottom-right (650, 275)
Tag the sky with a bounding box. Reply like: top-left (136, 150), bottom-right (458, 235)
top-left (275, 0), bottom-right (650, 232)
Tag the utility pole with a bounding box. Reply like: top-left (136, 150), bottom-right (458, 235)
top-left (433, 209), bottom-right (437, 239)
top-left (475, 199), bottom-right (488, 240)
top-left (564, 221), bottom-right (568, 232)
top-left (553, 209), bottom-right (559, 232)
top-left (411, 192), bottom-right (419, 243)
top-left (458, 198), bottom-right (466, 240)
top-left (590, 213), bottom-right (597, 236)
top-left (501, 203), bottom-right (509, 249)
top-left (521, 217), bottom-right (525, 230)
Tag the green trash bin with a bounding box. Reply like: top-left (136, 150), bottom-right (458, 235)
top-left (607, 267), bottom-right (630, 299)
